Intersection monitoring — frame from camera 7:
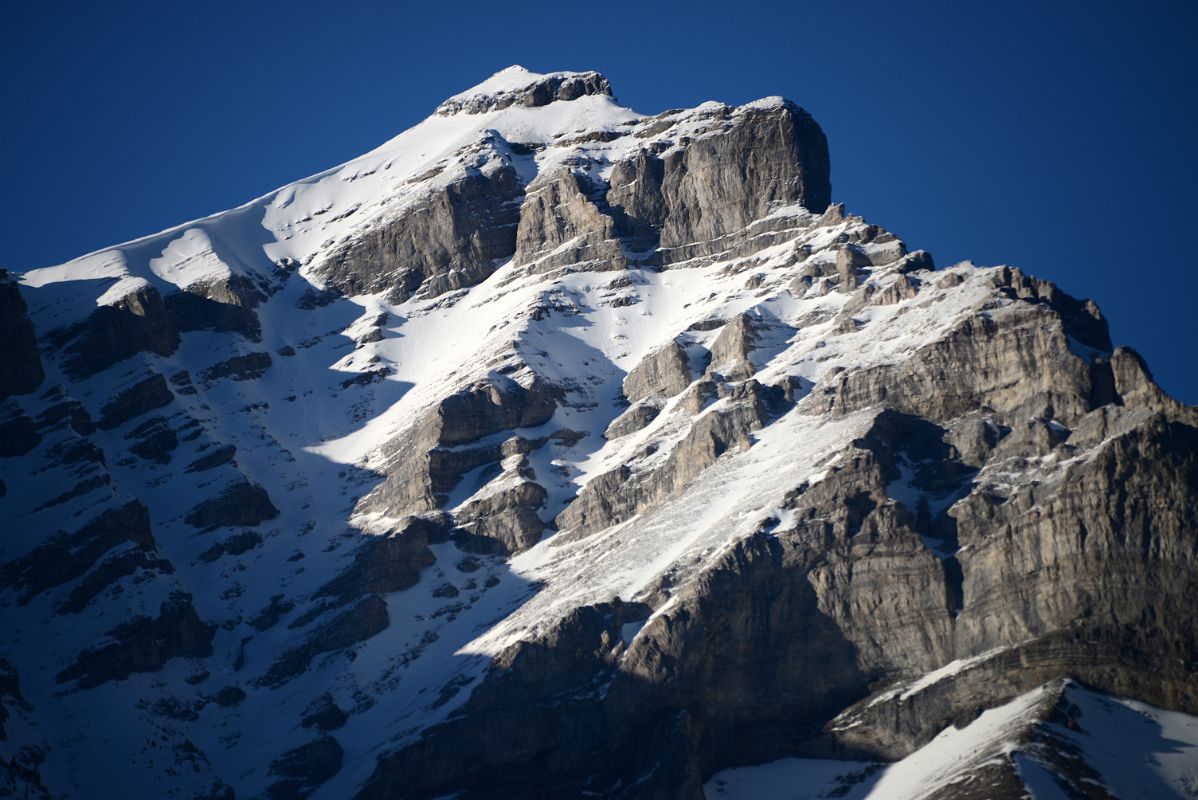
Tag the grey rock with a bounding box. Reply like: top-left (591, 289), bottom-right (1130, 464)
top-left (871, 274), bottom-right (921, 306)
top-left (0, 409), bottom-right (42, 458)
top-left (601, 102), bottom-right (831, 269)
top-left (200, 351), bottom-right (272, 383)
top-left (316, 160), bottom-right (523, 302)
top-left (184, 479), bottom-right (279, 530)
top-left (893, 249), bottom-right (935, 274)
top-left (435, 69), bottom-right (611, 116)
top-left (836, 245), bottom-right (869, 291)
top-left (606, 151), bottom-right (668, 251)
top-left (164, 274), bottom-right (265, 340)
top-left (559, 380), bottom-right (788, 536)
top-left (623, 340), bottom-right (692, 403)
top-left (316, 517), bottom-right (440, 602)
top-left (56, 592), bottom-right (214, 689)
top-left (97, 373), bottom-right (174, 430)
top-left (126, 415), bottom-right (178, 463)
top-left (197, 530), bottom-right (263, 563)
top-left (267, 736), bottom-right (343, 800)
top-left (1, 501), bottom-right (158, 605)
top-left (260, 595), bottom-right (389, 687)
top-left (605, 399), bottom-right (663, 439)
top-left (249, 594), bottom-right (296, 632)
top-left (54, 284), bottom-right (179, 380)
top-left (357, 267), bottom-right (1198, 799)
top-left (56, 547), bottom-right (174, 616)
top-left (35, 389), bottom-right (94, 435)
top-left (184, 444), bottom-right (237, 473)
top-left (513, 168), bottom-right (625, 272)
top-left (0, 658), bottom-right (28, 741)
top-left (355, 599), bottom-right (656, 800)
top-left (434, 374), bottom-right (558, 446)
top-left (301, 693), bottom-right (348, 732)
top-left (937, 271), bottom-right (965, 289)
top-left (0, 274), bottom-right (44, 400)
top-left (707, 313), bottom-right (759, 379)
top-left (455, 480), bottom-right (548, 553)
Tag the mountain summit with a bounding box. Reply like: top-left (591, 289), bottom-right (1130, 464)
top-left (434, 65), bottom-right (614, 115)
top-left (1, 69), bottom-right (1196, 799)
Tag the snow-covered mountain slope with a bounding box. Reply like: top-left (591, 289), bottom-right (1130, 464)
top-left (1, 67), bottom-right (1196, 800)
top-left (706, 680), bottom-right (1198, 800)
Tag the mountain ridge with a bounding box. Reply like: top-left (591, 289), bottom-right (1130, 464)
top-left (1, 68), bottom-right (1196, 800)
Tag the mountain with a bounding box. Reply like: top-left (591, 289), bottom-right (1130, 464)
top-left (1, 65), bottom-right (1196, 800)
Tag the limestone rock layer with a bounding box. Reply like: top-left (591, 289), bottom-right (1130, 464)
top-left (1, 67), bottom-right (1194, 800)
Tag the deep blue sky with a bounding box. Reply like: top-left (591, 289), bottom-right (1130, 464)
top-left (3, 1), bottom-right (1195, 401)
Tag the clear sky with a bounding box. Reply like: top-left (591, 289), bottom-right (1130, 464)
top-left (2, 0), bottom-right (1195, 401)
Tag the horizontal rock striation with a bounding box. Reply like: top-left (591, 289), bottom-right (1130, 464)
top-left (2, 67), bottom-right (1194, 800)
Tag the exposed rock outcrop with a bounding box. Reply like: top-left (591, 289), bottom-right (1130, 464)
top-left (164, 274), bottom-right (268, 340)
top-left (55, 284), bottom-right (180, 380)
top-left (97, 374), bottom-right (174, 430)
top-left (605, 399), bottom-right (662, 439)
top-left (184, 479), bottom-right (279, 530)
top-left (2, 501), bottom-right (158, 605)
top-left (623, 340), bottom-right (693, 403)
top-left (200, 351), bottom-right (272, 384)
top-left (513, 168), bottom-right (625, 272)
top-left (455, 480), bottom-right (548, 554)
top-left (0, 408), bottom-right (42, 458)
top-left (434, 374), bottom-right (559, 446)
top-left (560, 380), bottom-right (790, 536)
top-left (435, 67), bottom-right (612, 116)
top-left (56, 592), bottom-right (214, 689)
top-left (316, 517), bottom-right (440, 602)
top-left (316, 159), bottom-right (524, 302)
top-left (608, 101), bottom-right (831, 265)
top-left (4, 67), bottom-right (1195, 800)
top-left (0, 274), bottom-right (44, 400)
top-left (706, 313), bottom-right (759, 379)
top-left (266, 736), bottom-right (344, 800)
top-left (259, 595), bottom-right (389, 688)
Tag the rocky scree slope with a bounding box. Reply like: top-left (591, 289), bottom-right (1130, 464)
top-left (1, 66), bottom-right (1196, 800)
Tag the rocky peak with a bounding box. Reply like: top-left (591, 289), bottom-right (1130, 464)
top-left (434, 65), bottom-right (613, 115)
top-left (3, 67), bottom-right (1195, 800)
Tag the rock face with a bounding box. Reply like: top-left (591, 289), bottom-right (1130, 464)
top-left (266, 736), bottom-right (344, 800)
top-left (434, 66), bottom-right (612, 116)
top-left (54, 284), bottom-right (180, 380)
top-left (623, 340), bottom-right (694, 403)
top-left (164, 274), bottom-right (268, 340)
top-left (259, 595), bottom-right (389, 688)
top-left (316, 517), bottom-right (440, 602)
top-left (0, 273), bottom-right (44, 400)
top-left (97, 374), bottom-right (175, 430)
top-left (200, 351), bottom-right (272, 383)
top-left (2, 500), bottom-right (159, 605)
top-left (56, 592), bottom-right (214, 689)
top-left (652, 101), bottom-right (830, 257)
top-left (2, 67), bottom-right (1195, 800)
top-left (316, 158), bottom-right (524, 302)
top-left (184, 479), bottom-right (279, 530)
top-left (514, 168), bottom-right (626, 272)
